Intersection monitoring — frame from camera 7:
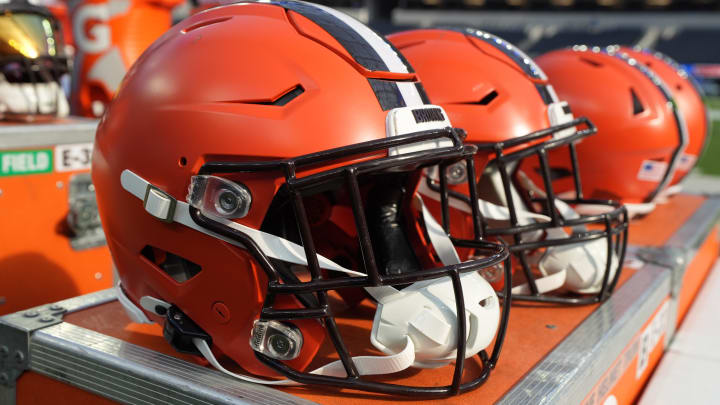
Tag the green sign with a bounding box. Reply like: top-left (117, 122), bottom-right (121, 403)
top-left (0, 149), bottom-right (53, 177)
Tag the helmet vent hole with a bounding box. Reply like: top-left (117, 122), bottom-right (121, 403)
top-left (222, 85), bottom-right (305, 107)
top-left (178, 157), bottom-right (187, 167)
top-left (580, 58), bottom-right (602, 67)
top-left (479, 296), bottom-right (495, 308)
top-left (140, 245), bottom-right (202, 283)
top-left (630, 88), bottom-right (645, 115)
top-left (182, 16), bottom-right (233, 34)
top-left (270, 85), bottom-right (304, 106)
top-left (477, 90), bottom-right (499, 105)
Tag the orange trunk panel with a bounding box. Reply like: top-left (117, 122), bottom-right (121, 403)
top-left (0, 150), bottom-right (113, 316)
top-left (627, 194), bottom-right (706, 247)
top-left (13, 195), bottom-right (717, 405)
top-left (676, 227), bottom-right (719, 325)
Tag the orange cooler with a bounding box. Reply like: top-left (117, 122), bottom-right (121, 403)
top-left (69, 0), bottom-right (182, 117)
top-left (0, 118), bottom-right (113, 316)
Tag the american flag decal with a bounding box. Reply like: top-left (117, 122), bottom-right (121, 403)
top-left (677, 154), bottom-right (697, 172)
top-left (637, 160), bottom-right (668, 182)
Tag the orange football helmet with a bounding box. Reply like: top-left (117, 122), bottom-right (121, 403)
top-left (614, 46), bottom-right (709, 191)
top-left (388, 28), bottom-right (628, 305)
top-left (93, 2), bottom-right (510, 396)
top-left (534, 46), bottom-right (688, 216)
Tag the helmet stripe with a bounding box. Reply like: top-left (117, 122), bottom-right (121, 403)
top-left (447, 27), bottom-right (557, 105)
top-left (273, 1), bottom-right (425, 110)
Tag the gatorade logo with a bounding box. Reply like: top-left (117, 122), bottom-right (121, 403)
top-left (74, 3), bottom-right (111, 54)
top-left (73, 0), bottom-right (131, 55)
top-left (0, 150), bottom-right (53, 176)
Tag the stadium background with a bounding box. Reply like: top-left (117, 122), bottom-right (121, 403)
top-left (291, 0), bottom-right (720, 176)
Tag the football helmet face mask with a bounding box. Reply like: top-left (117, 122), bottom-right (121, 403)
top-left (388, 28), bottom-right (628, 305)
top-left (94, 2), bottom-right (510, 397)
top-left (613, 46), bottom-right (709, 192)
top-left (0, 0), bottom-right (69, 120)
top-left (534, 46), bottom-right (689, 216)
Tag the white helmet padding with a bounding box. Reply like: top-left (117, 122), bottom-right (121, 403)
top-left (419, 170), bottom-right (620, 296)
top-left (371, 271), bottom-right (499, 368)
top-left (0, 77), bottom-right (69, 118)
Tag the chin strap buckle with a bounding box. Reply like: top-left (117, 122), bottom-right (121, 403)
top-left (163, 305), bottom-right (212, 355)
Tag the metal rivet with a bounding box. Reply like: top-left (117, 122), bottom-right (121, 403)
top-left (14, 351), bottom-right (24, 363)
top-left (0, 373), bottom-right (8, 383)
top-left (23, 310), bottom-right (38, 318)
top-left (546, 324), bottom-right (557, 329)
top-left (39, 316), bottom-right (54, 323)
top-left (94, 272), bottom-right (103, 280)
top-left (173, 313), bottom-right (182, 321)
top-left (56, 181), bottom-right (64, 189)
top-left (49, 304), bottom-right (64, 311)
top-left (0, 346), bottom-right (8, 358)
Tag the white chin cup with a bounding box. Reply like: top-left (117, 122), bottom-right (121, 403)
top-left (539, 235), bottom-right (618, 293)
top-left (370, 271), bottom-right (499, 368)
top-left (0, 80), bottom-right (69, 117)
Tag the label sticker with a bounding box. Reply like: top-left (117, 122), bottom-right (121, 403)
top-left (636, 300), bottom-right (669, 378)
top-left (55, 142), bottom-right (94, 172)
top-left (581, 298), bottom-right (669, 405)
top-left (0, 149), bottom-right (52, 176)
top-left (637, 160), bottom-right (668, 182)
top-left (677, 154), bottom-right (697, 172)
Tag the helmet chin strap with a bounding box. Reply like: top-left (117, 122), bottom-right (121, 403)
top-left (589, 202), bottom-right (655, 218)
top-left (419, 169), bottom-right (618, 295)
top-left (119, 169), bottom-right (498, 384)
top-left (555, 190), bottom-right (656, 219)
top-left (515, 172), bottom-right (620, 293)
top-left (655, 184), bottom-right (683, 202)
top-left (192, 336), bottom-right (416, 385)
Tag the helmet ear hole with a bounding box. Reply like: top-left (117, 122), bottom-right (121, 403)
top-left (580, 57), bottom-right (602, 67)
top-left (140, 245), bottom-right (202, 283)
